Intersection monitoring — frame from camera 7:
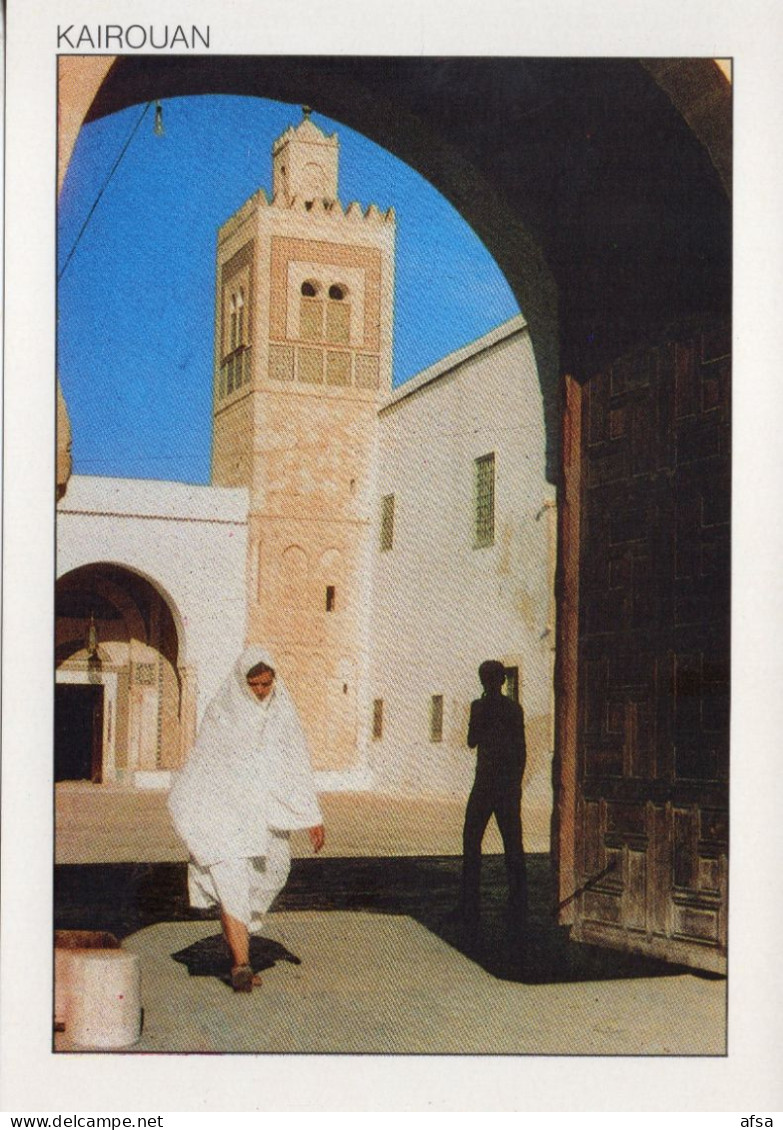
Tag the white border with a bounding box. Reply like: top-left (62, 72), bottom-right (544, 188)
top-left (4, 0), bottom-right (783, 1114)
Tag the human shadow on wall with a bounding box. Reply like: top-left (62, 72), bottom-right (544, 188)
top-left (54, 855), bottom-right (713, 985)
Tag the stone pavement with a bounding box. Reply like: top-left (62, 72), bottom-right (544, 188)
top-left (55, 914), bottom-right (725, 1056)
top-left (53, 784), bottom-right (727, 1056)
top-left (55, 782), bottom-right (535, 863)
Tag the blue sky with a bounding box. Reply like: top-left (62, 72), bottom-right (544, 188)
top-left (58, 95), bottom-right (520, 483)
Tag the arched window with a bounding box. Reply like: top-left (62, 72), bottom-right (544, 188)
top-left (237, 287), bottom-right (245, 346)
top-left (229, 293), bottom-right (238, 352)
top-left (299, 281), bottom-right (350, 345)
top-left (300, 280), bottom-right (323, 341)
top-left (228, 288), bottom-right (246, 352)
top-left (223, 286), bottom-right (249, 395)
top-left (326, 283), bottom-right (350, 344)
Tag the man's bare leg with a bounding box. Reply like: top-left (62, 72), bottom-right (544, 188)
top-left (221, 909), bottom-right (262, 988)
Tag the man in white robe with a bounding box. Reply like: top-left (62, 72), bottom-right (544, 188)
top-left (168, 645), bottom-right (324, 991)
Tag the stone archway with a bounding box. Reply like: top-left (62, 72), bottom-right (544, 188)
top-left (55, 563), bottom-right (193, 784)
top-left (60, 56), bottom-right (730, 484)
top-left (56, 57), bottom-right (731, 969)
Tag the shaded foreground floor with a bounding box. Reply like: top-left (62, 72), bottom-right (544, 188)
top-left (58, 914), bottom-right (723, 1056)
top-left (54, 855), bottom-right (726, 1053)
top-left (55, 855), bottom-right (712, 985)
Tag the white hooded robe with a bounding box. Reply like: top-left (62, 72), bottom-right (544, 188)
top-left (168, 645), bottom-right (322, 875)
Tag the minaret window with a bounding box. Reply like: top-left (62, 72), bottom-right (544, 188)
top-left (217, 242), bottom-right (253, 400)
top-left (299, 280), bottom-right (351, 345)
top-left (300, 280), bottom-right (324, 342)
top-left (221, 281), bottom-right (251, 397)
top-left (326, 283), bottom-right (350, 345)
top-left (229, 289), bottom-right (245, 351)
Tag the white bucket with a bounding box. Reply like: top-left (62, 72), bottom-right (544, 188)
top-left (54, 931), bottom-right (120, 1031)
top-left (65, 949), bottom-right (142, 1049)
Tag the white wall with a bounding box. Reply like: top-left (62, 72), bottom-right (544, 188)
top-left (368, 317), bottom-right (556, 838)
top-left (57, 476), bottom-right (249, 720)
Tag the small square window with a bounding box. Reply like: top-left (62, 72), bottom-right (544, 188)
top-left (503, 666), bottom-right (519, 702)
top-left (326, 585), bottom-right (336, 612)
top-left (430, 695), bottom-right (444, 742)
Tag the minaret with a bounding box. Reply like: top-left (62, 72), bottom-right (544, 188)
top-left (211, 111), bottom-right (396, 773)
top-left (272, 106), bottom-right (339, 204)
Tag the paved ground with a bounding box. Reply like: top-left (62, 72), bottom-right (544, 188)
top-left (56, 915), bottom-right (725, 1056)
top-left (53, 784), bottom-right (727, 1057)
top-left (55, 783), bottom-right (535, 862)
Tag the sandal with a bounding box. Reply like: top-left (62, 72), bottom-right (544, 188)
top-left (231, 964), bottom-right (254, 993)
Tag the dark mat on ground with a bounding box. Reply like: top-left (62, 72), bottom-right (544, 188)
top-left (172, 932), bottom-right (301, 986)
top-left (54, 854), bottom-right (709, 985)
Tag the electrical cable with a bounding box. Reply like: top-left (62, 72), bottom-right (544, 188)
top-left (58, 101), bottom-right (153, 282)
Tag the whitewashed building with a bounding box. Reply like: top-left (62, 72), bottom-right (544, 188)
top-left (56, 477), bottom-right (248, 786)
top-left (368, 315), bottom-right (556, 821)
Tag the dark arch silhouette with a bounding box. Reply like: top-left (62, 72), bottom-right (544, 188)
top-left (83, 56), bottom-right (731, 482)
top-left (66, 56), bottom-right (732, 971)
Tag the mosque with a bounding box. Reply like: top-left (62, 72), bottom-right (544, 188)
top-left (55, 113), bottom-right (557, 833)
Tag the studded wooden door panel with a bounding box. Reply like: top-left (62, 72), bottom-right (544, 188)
top-left (562, 324), bottom-right (729, 973)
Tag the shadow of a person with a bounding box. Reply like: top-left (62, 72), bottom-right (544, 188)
top-left (171, 932), bottom-right (301, 988)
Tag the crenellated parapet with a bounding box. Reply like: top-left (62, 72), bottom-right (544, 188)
top-left (220, 112), bottom-right (394, 243)
top-left (266, 193), bottom-right (395, 224)
top-left (218, 189), bottom-right (267, 244)
top-left (221, 191), bottom-right (395, 234)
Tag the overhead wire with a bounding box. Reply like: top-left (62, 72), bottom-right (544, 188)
top-left (58, 101), bottom-right (154, 282)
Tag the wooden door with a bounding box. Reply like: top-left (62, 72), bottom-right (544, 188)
top-left (556, 324), bottom-right (730, 973)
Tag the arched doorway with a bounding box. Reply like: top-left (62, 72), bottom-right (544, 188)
top-left (55, 564), bottom-right (188, 784)
top-left (57, 57), bottom-right (731, 971)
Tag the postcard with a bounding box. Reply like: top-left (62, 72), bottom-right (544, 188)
top-left (3, 0), bottom-right (782, 1115)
